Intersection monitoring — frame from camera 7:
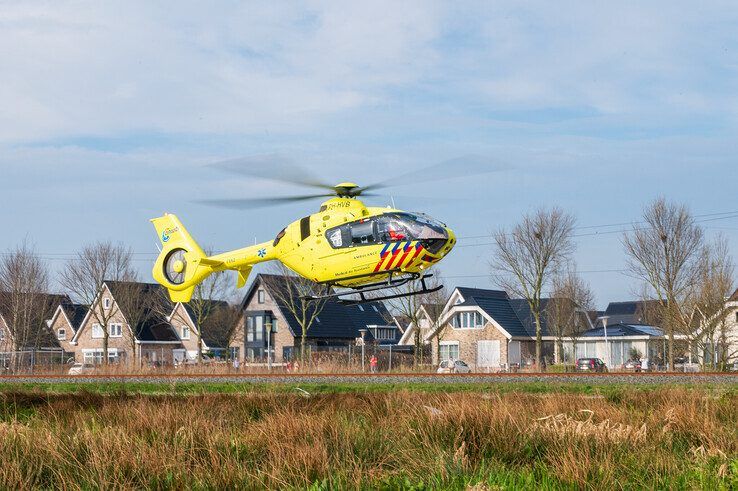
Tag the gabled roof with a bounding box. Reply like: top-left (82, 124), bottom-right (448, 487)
top-left (580, 324), bottom-right (664, 338)
top-left (181, 300), bottom-right (234, 348)
top-left (137, 316), bottom-right (181, 342)
top-left (61, 303), bottom-right (88, 331)
top-left (603, 300), bottom-right (662, 324)
top-left (71, 281), bottom-right (178, 344)
top-left (0, 292), bottom-right (69, 348)
top-left (243, 274), bottom-right (393, 340)
top-left (452, 288), bottom-right (532, 337)
top-left (729, 288), bottom-right (738, 302)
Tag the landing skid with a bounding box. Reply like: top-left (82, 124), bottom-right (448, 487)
top-left (305, 273), bottom-right (443, 305)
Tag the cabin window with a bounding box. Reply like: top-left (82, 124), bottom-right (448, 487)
top-left (300, 216), bottom-right (311, 241)
top-left (57, 329), bottom-right (66, 340)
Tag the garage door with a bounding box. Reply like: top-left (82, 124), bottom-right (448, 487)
top-left (477, 340), bottom-right (500, 368)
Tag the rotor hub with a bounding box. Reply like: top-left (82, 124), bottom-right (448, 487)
top-left (334, 182), bottom-right (360, 197)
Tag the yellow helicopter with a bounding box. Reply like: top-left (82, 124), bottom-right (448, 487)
top-left (150, 156), bottom-right (501, 303)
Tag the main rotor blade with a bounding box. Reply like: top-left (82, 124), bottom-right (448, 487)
top-left (195, 193), bottom-right (332, 210)
top-left (208, 155), bottom-right (336, 191)
top-left (356, 155), bottom-right (511, 194)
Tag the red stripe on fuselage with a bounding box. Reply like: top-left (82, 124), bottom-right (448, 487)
top-left (384, 245), bottom-right (403, 270)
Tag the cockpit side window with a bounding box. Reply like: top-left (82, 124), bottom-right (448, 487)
top-left (325, 213), bottom-right (446, 249)
top-left (326, 219), bottom-right (379, 249)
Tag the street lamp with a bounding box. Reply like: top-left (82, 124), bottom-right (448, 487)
top-left (601, 315), bottom-right (610, 368)
top-left (358, 329), bottom-right (367, 372)
top-left (266, 320), bottom-right (278, 371)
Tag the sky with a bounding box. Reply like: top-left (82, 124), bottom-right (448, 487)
top-left (1, 1), bottom-right (737, 309)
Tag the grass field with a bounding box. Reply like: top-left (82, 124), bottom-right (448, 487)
top-left (0, 383), bottom-right (736, 489)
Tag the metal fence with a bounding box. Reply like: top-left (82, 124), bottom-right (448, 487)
top-left (0, 349), bottom-right (72, 374)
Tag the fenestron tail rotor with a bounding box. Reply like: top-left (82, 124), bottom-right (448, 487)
top-left (163, 248), bottom-right (187, 285)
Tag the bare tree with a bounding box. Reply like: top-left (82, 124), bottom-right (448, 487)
top-left (60, 242), bottom-right (137, 365)
top-left (0, 241), bottom-right (57, 351)
top-left (263, 264), bottom-right (330, 363)
top-left (492, 207), bottom-right (576, 369)
top-left (187, 268), bottom-right (233, 363)
top-left (114, 282), bottom-right (161, 365)
top-left (689, 235), bottom-right (735, 370)
top-left (382, 270), bottom-right (447, 367)
top-left (546, 267), bottom-right (595, 364)
top-left (623, 198), bottom-right (704, 371)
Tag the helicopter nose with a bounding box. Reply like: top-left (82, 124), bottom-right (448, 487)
top-left (440, 228), bottom-right (455, 256)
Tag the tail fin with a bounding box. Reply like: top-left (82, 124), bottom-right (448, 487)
top-left (150, 214), bottom-right (223, 302)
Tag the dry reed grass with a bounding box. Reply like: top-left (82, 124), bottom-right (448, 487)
top-left (0, 387), bottom-right (734, 489)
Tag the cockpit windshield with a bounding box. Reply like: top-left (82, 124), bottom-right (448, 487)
top-left (376, 213), bottom-right (447, 242)
top-left (325, 213), bottom-right (447, 249)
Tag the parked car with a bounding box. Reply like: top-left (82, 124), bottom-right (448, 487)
top-left (437, 360), bottom-right (472, 374)
top-left (68, 363), bottom-right (95, 375)
top-left (576, 358), bottom-right (608, 373)
top-left (624, 359), bottom-right (642, 372)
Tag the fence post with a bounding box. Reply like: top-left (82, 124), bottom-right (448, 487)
top-left (389, 345), bottom-right (392, 372)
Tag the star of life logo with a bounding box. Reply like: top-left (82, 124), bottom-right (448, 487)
top-left (257, 248), bottom-right (267, 258)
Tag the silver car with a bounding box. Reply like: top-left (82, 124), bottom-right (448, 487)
top-left (437, 360), bottom-right (472, 374)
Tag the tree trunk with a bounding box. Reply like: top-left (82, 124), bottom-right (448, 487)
top-left (197, 332), bottom-right (203, 364)
top-left (300, 326), bottom-right (307, 364)
top-left (534, 311), bottom-right (543, 371)
top-left (103, 329), bottom-right (109, 365)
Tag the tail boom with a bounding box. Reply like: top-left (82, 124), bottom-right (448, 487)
top-left (150, 213), bottom-right (275, 302)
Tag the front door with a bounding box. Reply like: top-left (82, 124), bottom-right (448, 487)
top-left (477, 340), bottom-right (500, 370)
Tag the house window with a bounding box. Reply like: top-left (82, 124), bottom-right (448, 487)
top-left (92, 324), bottom-right (104, 338)
top-left (440, 342), bottom-right (460, 361)
top-left (109, 323), bottom-right (122, 337)
top-left (372, 305), bottom-right (378, 312)
top-left (257, 290), bottom-right (265, 304)
top-left (451, 311), bottom-right (485, 328)
top-left (358, 305), bottom-right (365, 312)
top-left (57, 329), bottom-right (66, 341)
top-left (181, 326), bottom-right (190, 340)
top-left (735, 311), bottom-right (738, 323)
top-left (246, 317), bottom-right (254, 342)
top-left (255, 316), bottom-right (263, 341)
top-left (83, 349), bottom-right (118, 364)
top-left (103, 298), bottom-right (111, 310)
top-left (0, 328), bottom-right (5, 340)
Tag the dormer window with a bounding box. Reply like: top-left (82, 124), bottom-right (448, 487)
top-left (57, 328), bottom-right (66, 340)
top-left (451, 311), bottom-right (485, 328)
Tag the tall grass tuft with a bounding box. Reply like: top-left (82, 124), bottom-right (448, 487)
top-left (0, 388), bottom-right (734, 489)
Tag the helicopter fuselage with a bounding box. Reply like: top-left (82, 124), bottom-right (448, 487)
top-left (150, 197), bottom-right (455, 302)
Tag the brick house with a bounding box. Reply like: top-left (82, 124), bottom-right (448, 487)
top-left (0, 292), bottom-right (67, 352)
top-left (429, 287), bottom-right (593, 371)
top-left (167, 301), bottom-right (234, 362)
top-left (46, 301), bottom-right (88, 357)
top-left (229, 274), bottom-right (395, 363)
top-left (69, 281), bottom-right (183, 365)
top-left (397, 303), bottom-right (443, 346)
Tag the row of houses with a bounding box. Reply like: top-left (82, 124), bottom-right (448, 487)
top-left (1, 272), bottom-right (737, 369)
top-left (0, 281), bottom-right (232, 365)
